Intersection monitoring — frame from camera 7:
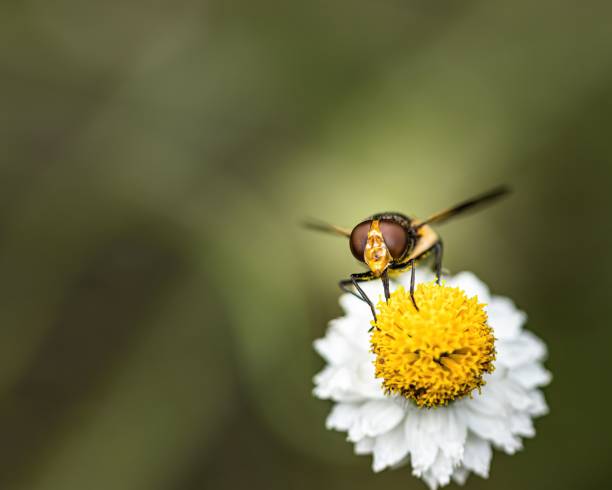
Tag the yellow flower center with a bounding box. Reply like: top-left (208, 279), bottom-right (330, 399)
top-left (370, 282), bottom-right (495, 408)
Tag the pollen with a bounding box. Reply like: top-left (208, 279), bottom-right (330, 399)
top-left (370, 283), bottom-right (495, 408)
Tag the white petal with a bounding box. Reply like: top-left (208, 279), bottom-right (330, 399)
top-left (462, 384), bottom-right (507, 417)
top-left (313, 366), bottom-right (353, 400)
top-left (509, 363), bottom-right (552, 389)
top-left (451, 466), bottom-right (470, 486)
top-left (509, 412), bottom-right (535, 437)
top-left (313, 329), bottom-right (356, 365)
top-left (496, 330), bottom-right (547, 369)
top-left (372, 421), bottom-right (411, 472)
top-left (421, 452), bottom-right (454, 490)
top-left (462, 406), bottom-right (522, 453)
top-left (487, 295), bottom-right (525, 340)
top-left (446, 271), bottom-right (491, 303)
top-left (462, 435), bottom-right (492, 478)
top-left (436, 407), bottom-right (468, 462)
top-left (326, 315), bottom-right (371, 355)
top-left (404, 410), bottom-right (440, 475)
top-left (348, 399), bottom-right (405, 441)
top-left (326, 402), bottom-right (361, 431)
top-left (525, 389), bottom-right (549, 417)
top-left (313, 361), bottom-right (384, 402)
top-left (355, 436), bottom-right (375, 455)
top-left (491, 378), bottom-right (533, 413)
top-left (422, 472), bottom-right (440, 490)
top-left (426, 452), bottom-right (455, 488)
top-left (351, 359), bottom-right (387, 400)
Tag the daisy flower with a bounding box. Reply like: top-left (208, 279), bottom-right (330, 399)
top-left (313, 268), bottom-right (551, 489)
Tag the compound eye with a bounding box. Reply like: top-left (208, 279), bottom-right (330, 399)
top-left (349, 221), bottom-right (371, 262)
top-left (380, 220), bottom-right (408, 259)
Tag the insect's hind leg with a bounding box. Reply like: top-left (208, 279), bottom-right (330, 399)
top-left (433, 240), bottom-right (444, 285)
top-left (339, 272), bottom-right (378, 321)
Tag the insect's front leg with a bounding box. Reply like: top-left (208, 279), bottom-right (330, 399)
top-left (433, 240), bottom-right (444, 285)
top-left (381, 269), bottom-right (390, 302)
top-left (339, 271), bottom-right (377, 321)
top-left (408, 259), bottom-right (419, 311)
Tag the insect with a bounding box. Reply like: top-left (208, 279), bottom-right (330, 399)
top-left (305, 186), bottom-right (510, 320)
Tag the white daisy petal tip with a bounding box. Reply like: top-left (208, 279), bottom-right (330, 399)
top-left (313, 268), bottom-right (551, 489)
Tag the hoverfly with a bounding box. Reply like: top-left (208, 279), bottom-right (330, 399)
top-left (305, 186), bottom-right (510, 320)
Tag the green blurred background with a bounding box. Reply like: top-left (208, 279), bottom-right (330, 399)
top-left (1, 1), bottom-right (611, 489)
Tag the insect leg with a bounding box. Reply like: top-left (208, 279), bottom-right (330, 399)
top-left (338, 272), bottom-right (378, 320)
top-left (352, 276), bottom-right (377, 321)
top-left (433, 240), bottom-right (444, 285)
top-left (409, 259), bottom-right (420, 311)
top-left (389, 258), bottom-right (420, 311)
top-left (338, 279), bottom-right (363, 301)
top-left (381, 269), bottom-right (390, 302)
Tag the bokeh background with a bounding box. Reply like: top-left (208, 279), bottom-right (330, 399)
top-left (1, 1), bottom-right (611, 489)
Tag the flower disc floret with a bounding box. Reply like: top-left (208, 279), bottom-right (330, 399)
top-left (371, 282), bottom-right (495, 407)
